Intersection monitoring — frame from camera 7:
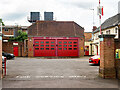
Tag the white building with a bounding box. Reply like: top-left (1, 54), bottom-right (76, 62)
top-left (92, 13), bottom-right (120, 55)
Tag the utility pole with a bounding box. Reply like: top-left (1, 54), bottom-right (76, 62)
top-left (98, 0), bottom-right (103, 35)
top-left (90, 8), bottom-right (95, 40)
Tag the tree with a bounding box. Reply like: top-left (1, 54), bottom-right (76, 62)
top-left (0, 19), bottom-right (5, 26)
top-left (9, 30), bottom-right (28, 42)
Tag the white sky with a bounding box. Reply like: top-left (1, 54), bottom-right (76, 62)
top-left (0, 0), bottom-right (120, 32)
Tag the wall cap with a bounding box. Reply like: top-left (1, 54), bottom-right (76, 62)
top-left (99, 34), bottom-right (116, 38)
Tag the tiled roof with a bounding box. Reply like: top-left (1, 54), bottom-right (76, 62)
top-left (94, 13), bottom-right (120, 33)
top-left (2, 25), bottom-right (28, 29)
top-left (28, 21), bottom-right (84, 37)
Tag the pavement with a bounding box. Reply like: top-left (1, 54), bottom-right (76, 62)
top-left (1, 57), bottom-right (120, 88)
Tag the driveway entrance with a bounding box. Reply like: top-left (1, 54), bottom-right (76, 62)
top-left (2, 57), bottom-right (119, 88)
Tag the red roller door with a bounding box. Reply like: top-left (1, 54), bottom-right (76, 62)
top-left (34, 39), bottom-right (56, 56)
top-left (34, 39), bottom-right (78, 57)
top-left (57, 39), bottom-right (78, 56)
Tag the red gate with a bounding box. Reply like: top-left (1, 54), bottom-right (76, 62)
top-left (13, 47), bottom-right (18, 56)
top-left (34, 39), bottom-right (78, 57)
top-left (57, 39), bottom-right (78, 56)
top-left (34, 39), bottom-right (56, 56)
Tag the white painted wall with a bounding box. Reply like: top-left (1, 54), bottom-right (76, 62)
top-left (93, 26), bottom-right (119, 55)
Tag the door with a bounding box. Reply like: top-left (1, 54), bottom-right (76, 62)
top-left (13, 47), bottom-right (18, 56)
top-left (57, 39), bottom-right (78, 56)
top-left (96, 45), bottom-right (98, 55)
top-left (34, 39), bottom-right (56, 56)
top-left (85, 46), bottom-right (89, 55)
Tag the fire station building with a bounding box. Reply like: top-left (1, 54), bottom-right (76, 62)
top-left (28, 21), bottom-right (84, 57)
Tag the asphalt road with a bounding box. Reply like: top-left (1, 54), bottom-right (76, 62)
top-left (2, 57), bottom-right (119, 88)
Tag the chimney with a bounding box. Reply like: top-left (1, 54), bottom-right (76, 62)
top-left (92, 26), bottom-right (97, 32)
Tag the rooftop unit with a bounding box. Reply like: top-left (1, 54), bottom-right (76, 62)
top-left (28, 12), bottom-right (40, 23)
top-left (44, 12), bottom-right (53, 21)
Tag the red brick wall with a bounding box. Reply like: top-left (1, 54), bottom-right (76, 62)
top-left (2, 41), bottom-right (27, 57)
top-left (28, 38), bottom-right (34, 57)
top-left (84, 32), bottom-right (92, 41)
top-left (2, 28), bottom-right (14, 36)
top-left (79, 37), bottom-right (84, 57)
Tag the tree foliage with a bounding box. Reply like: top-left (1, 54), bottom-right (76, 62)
top-left (9, 30), bottom-right (28, 42)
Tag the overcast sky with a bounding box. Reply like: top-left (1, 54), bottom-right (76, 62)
top-left (0, 0), bottom-right (120, 32)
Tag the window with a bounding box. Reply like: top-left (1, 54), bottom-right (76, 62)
top-left (101, 32), bottom-right (103, 34)
top-left (69, 48), bottom-right (72, 50)
top-left (115, 28), bottom-right (118, 33)
top-left (74, 45), bottom-right (77, 47)
top-left (51, 42), bottom-right (54, 43)
top-left (64, 48), bottom-right (67, 50)
top-left (64, 45), bottom-right (67, 47)
top-left (41, 45), bottom-right (44, 47)
top-left (46, 48), bottom-right (49, 50)
top-left (74, 42), bottom-right (77, 44)
top-left (64, 42), bottom-right (67, 44)
top-left (40, 48), bottom-right (44, 50)
top-left (106, 30), bottom-right (110, 34)
top-left (35, 45), bottom-right (39, 47)
top-left (35, 42), bottom-right (39, 43)
top-left (41, 42), bottom-right (44, 43)
top-left (4, 28), bottom-right (8, 31)
top-left (74, 48), bottom-right (77, 50)
top-left (59, 48), bottom-right (62, 50)
top-left (46, 42), bottom-right (49, 44)
top-left (69, 45), bottom-right (72, 47)
top-left (46, 45), bottom-right (49, 47)
top-left (59, 42), bottom-right (62, 44)
top-left (59, 45), bottom-right (62, 47)
top-left (35, 48), bottom-right (39, 50)
top-left (51, 48), bottom-right (54, 50)
top-left (51, 45), bottom-right (54, 47)
top-left (69, 42), bottom-right (72, 44)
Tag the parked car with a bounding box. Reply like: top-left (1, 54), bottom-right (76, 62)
top-left (89, 55), bottom-right (100, 65)
top-left (2, 51), bottom-right (15, 59)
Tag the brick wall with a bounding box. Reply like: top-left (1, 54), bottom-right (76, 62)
top-left (2, 28), bottom-right (14, 36)
top-left (28, 38), bottom-right (34, 57)
top-left (79, 37), bottom-right (84, 57)
top-left (84, 32), bottom-right (92, 41)
top-left (115, 39), bottom-right (120, 79)
top-left (99, 35), bottom-right (116, 78)
top-left (2, 41), bottom-right (27, 57)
